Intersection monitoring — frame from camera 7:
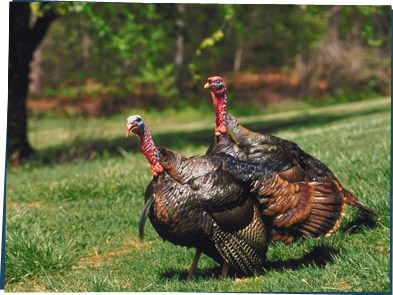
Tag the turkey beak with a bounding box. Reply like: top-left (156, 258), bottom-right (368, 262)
top-left (204, 82), bottom-right (211, 89)
top-left (125, 121), bottom-right (138, 138)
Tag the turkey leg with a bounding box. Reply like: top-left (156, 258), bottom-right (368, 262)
top-left (186, 249), bottom-right (201, 281)
top-left (221, 261), bottom-right (229, 278)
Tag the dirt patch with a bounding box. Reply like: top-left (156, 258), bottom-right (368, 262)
top-left (31, 277), bottom-right (46, 293)
top-left (122, 236), bottom-right (152, 250)
top-left (5, 277), bottom-right (46, 293)
top-left (7, 201), bottom-right (42, 208)
top-left (78, 236), bottom-right (151, 268)
top-left (78, 249), bottom-right (132, 267)
top-left (337, 282), bottom-right (353, 291)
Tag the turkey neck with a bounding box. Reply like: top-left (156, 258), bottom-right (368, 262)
top-left (135, 125), bottom-right (163, 176)
top-left (226, 116), bottom-right (258, 147)
top-left (156, 147), bottom-right (186, 183)
top-left (210, 90), bottom-right (227, 136)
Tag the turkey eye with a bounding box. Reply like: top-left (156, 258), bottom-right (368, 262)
top-left (216, 81), bottom-right (221, 85)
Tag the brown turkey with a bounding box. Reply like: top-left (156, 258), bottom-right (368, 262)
top-left (126, 114), bottom-right (267, 278)
top-left (204, 76), bottom-right (373, 243)
top-left (125, 115), bottom-right (346, 278)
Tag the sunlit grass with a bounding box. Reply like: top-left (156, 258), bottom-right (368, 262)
top-left (6, 98), bottom-right (391, 292)
top-left (28, 97), bottom-right (390, 150)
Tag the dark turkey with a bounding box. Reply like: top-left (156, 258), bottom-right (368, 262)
top-left (204, 76), bottom-right (373, 243)
top-left (126, 115), bottom-right (268, 277)
top-left (126, 115), bottom-right (346, 277)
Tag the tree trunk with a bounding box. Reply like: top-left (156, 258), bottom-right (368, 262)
top-left (7, 3), bottom-right (57, 160)
top-left (233, 38), bottom-right (243, 73)
top-left (174, 3), bottom-right (185, 93)
top-left (29, 39), bottom-right (46, 97)
top-left (327, 6), bottom-right (340, 97)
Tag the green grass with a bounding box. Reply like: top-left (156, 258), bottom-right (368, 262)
top-left (5, 97), bottom-right (391, 292)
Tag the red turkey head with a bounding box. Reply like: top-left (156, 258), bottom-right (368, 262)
top-left (204, 76), bottom-right (227, 97)
top-left (125, 115), bottom-right (144, 138)
top-left (125, 115), bottom-right (163, 177)
top-left (204, 76), bottom-right (228, 137)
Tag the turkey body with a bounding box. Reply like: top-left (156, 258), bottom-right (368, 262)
top-left (209, 114), bottom-right (374, 204)
top-left (207, 114), bottom-right (336, 183)
top-left (141, 147), bottom-right (268, 275)
top-left (207, 115), bottom-right (372, 244)
top-left (203, 75), bottom-right (372, 245)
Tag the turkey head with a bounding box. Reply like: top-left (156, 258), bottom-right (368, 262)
top-left (125, 114), bottom-right (144, 138)
top-left (126, 115), bottom-right (163, 177)
top-left (204, 76), bottom-right (228, 137)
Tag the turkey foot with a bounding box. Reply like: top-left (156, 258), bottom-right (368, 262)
top-left (186, 249), bottom-right (201, 281)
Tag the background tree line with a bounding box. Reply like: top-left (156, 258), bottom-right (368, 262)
top-left (8, 3), bottom-right (391, 159)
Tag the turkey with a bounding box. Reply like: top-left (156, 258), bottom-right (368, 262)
top-left (126, 114), bottom-right (268, 278)
top-left (125, 115), bottom-right (345, 278)
top-left (204, 76), bottom-right (373, 243)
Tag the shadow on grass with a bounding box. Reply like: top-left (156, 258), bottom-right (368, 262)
top-left (341, 212), bottom-right (377, 234)
top-left (263, 245), bottom-right (339, 272)
top-left (160, 265), bottom-right (226, 281)
top-left (160, 245), bottom-right (339, 281)
top-left (27, 106), bottom-right (387, 166)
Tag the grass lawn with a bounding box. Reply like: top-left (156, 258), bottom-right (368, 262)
top-left (5, 97), bottom-right (391, 292)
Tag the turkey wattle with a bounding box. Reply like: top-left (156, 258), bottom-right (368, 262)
top-left (204, 76), bottom-right (373, 243)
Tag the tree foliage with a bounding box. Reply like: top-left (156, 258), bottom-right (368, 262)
top-left (31, 4), bottom-right (390, 108)
top-left (8, 3), bottom-right (391, 159)
top-left (23, 4), bottom-right (393, 110)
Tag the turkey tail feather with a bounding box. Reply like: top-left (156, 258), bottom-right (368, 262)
top-left (290, 181), bottom-right (346, 238)
top-left (255, 174), bottom-right (346, 239)
top-left (343, 189), bottom-right (374, 215)
top-left (211, 223), bottom-right (266, 275)
top-left (139, 196), bottom-right (155, 241)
